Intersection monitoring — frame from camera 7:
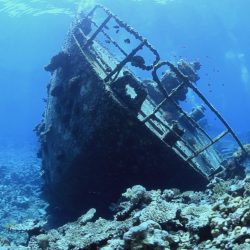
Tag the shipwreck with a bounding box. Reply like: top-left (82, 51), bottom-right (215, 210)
top-left (36, 5), bottom-right (248, 221)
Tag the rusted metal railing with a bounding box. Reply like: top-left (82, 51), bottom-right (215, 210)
top-left (75, 4), bottom-right (160, 81)
top-left (72, 4), bottom-right (246, 178)
top-left (151, 61), bottom-right (246, 162)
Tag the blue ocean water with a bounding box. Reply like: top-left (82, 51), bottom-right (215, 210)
top-left (0, 0), bottom-right (250, 144)
top-left (0, 0), bottom-right (250, 245)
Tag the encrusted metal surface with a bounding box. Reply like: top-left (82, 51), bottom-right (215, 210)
top-left (72, 5), bottom-right (245, 179)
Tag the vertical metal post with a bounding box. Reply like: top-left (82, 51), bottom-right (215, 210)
top-left (104, 41), bottom-right (146, 82)
top-left (84, 14), bottom-right (112, 48)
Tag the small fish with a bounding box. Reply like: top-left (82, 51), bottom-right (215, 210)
top-left (40, 170), bottom-right (45, 176)
top-left (116, 29), bottom-right (120, 34)
top-left (105, 39), bottom-right (111, 44)
top-left (113, 25), bottom-right (119, 29)
top-left (124, 38), bottom-right (130, 44)
top-left (104, 25), bottom-right (109, 30)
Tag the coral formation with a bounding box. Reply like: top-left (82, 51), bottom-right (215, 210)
top-left (44, 52), bottom-right (70, 73)
top-left (0, 145), bottom-right (47, 248)
top-left (3, 173), bottom-right (247, 250)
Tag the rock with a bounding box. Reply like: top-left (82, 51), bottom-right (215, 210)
top-left (115, 185), bottom-right (151, 221)
top-left (36, 234), bottom-right (49, 250)
top-left (77, 208), bottom-right (96, 225)
top-left (123, 220), bottom-right (169, 250)
top-left (162, 188), bottom-right (179, 201)
top-left (122, 185), bottom-right (149, 204)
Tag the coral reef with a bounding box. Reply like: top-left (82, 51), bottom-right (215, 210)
top-left (0, 147), bottom-right (47, 247)
top-left (8, 173), bottom-right (249, 250)
top-left (1, 144), bottom-right (249, 250)
top-left (0, 144), bottom-right (47, 248)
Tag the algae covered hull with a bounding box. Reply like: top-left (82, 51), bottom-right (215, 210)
top-left (37, 5), bottom-right (245, 218)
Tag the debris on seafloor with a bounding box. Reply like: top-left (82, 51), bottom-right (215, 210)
top-left (35, 4), bottom-right (250, 226)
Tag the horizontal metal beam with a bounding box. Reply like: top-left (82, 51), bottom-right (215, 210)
top-left (142, 98), bottom-right (168, 123)
top-left (73, 34), bottom-right (107, 74)
top-left (188, 130), bottom-right (229, 161)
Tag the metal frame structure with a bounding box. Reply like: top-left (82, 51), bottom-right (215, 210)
top-left (72, 4), bottom-right (246, 178)
top-left (151, 62), bottom-right (246, 158)
top-left (75, 5), bottom-right (160, 80)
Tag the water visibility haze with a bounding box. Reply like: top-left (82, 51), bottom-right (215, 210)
top-left (0, 0), bottom-right (249, 144)
top-left (0, 3), bottom-right (72, 144)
